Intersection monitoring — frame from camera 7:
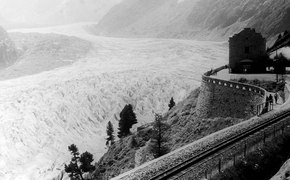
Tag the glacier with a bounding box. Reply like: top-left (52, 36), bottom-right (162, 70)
top-left (0, 24), bottom-right (228, 179)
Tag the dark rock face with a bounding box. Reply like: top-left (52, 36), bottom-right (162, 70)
top-left (93, 0), bottom-right (290, 41)
top-left (0, 27), bottom-right (18, 67)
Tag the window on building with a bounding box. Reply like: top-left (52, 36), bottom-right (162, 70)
top-left (245, 46), bottom-right (250, 54)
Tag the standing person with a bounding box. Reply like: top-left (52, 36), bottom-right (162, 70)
top-left (269, 94), bottom-right (273, 108)
top-left (274, 93), bottom-right (278, 104)
top-left (265, 96), bottom-right (269, 112)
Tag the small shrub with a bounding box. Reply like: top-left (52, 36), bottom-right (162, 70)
top-left (129, 136), bottom-right (138, 148)
top-left (168, 97), bottom-right (176, 110)
top-left (238, 78), bottom-right (248, 83)
top-left (285, 171), bottom-right (290, 178)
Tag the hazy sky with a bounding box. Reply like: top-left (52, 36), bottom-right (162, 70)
top-left (0, 0), bottom-right (60, 23)
top-left (0, 0), bottom-right (122, 27)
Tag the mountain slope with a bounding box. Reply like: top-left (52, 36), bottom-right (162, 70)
top-left (93, 0), bottom-right (290, 41)
top-left (0, 0), bottom-right (122, 28)
top-left (0, 26), bottom-right (18, 67)
top-left (0, 32), bottom-right (92, 80)
top-left (39, 0), bottom-right (123, 25)
top-left (94, 88), bottom-right (244, 179)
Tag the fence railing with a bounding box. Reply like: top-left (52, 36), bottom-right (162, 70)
top-left (257, 101), bottom-right (274, 116)
top-left (203, 65), bottom-right (266, 97)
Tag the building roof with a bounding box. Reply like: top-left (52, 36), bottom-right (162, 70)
top-left (229, 28), bottom-right (265, 42)
top-left (240, 59), bottom-right (254, 63)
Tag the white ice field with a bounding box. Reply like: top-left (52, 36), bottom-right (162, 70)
top-left (0, 24), bottom-right (228, 179)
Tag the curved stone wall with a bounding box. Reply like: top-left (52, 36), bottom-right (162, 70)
top-left (196, 66), bottom-right (266, 119)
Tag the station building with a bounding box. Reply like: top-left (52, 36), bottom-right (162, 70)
top-left (229, 28), bottom-right (268, 74)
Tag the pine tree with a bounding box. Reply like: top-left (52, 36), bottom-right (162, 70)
top-left (64, 144), bottom-right (95, 180)
top-left (106, 121), bottom-right (115, 146)
top-left (118, 104), bottom-right (137, 138)
top-left (79, 152), bottom-right (95, 173)
top-left (65, 144), bottom-right (84, 180)
top-left (150, 114), bottom-right (170, 158)
top-left (168, 97), bottom-right (175, 110)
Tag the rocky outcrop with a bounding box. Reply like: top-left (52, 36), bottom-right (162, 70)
top-left (0, 26), bottom-right (18, 67)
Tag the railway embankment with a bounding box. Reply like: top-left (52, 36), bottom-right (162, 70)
top-left (112, 109), bottom-right (290, 180)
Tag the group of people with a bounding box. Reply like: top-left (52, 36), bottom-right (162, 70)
top-left (266, 93), bottom-right (279, 105)
top-left (264, 93), bottom-right (279, 113)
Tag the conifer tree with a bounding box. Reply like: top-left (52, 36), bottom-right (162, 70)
top-left (65, 144), bottom-right (84, 180)
top-left (79, 151), bottom-right (95, 173)
top-left (150, 114), bottom-right (170, 158)
top-left (168, 97), bottom-right (175, 110)
top-left (118, 104), bottom-right (137, 138)
top-left (64, 144), bottom-right (95, 180)
top-left (106, 121), bottom-right (115, 146)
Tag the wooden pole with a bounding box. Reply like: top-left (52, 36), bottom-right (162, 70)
top-left (244, 143), bottom-right (247, 157)
top-left (233, 154), bottom-right (236, 166)
top-left (218, 159), bottom-right (221, 173)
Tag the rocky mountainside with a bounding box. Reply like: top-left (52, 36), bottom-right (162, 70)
top-left (93, 0), bottom-right (290, 41)
top-left (0, 0), bottom-right (122, 28)
top-left (38, 0), bottom-right (123, 25)
top-left (0, 26), bottom-right (18, 68)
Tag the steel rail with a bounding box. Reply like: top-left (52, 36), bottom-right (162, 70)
top-left (150, 110), bottom-right (290, 180)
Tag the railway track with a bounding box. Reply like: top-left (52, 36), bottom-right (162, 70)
top-left (150, 110), bottom-right (290, 180)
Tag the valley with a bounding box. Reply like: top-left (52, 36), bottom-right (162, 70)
top-left (0, 24), bottom-right (227, 179)
top-left (0, 0), bottom-right (289, 179)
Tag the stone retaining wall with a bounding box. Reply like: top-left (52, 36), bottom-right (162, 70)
top-left (284, 84), bottom-right (290, 103)
top-left (196, 66), bottom-right (266, 118)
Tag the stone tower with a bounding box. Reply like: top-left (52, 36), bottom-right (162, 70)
top-left (229, 28), bottom-right (267, 74)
